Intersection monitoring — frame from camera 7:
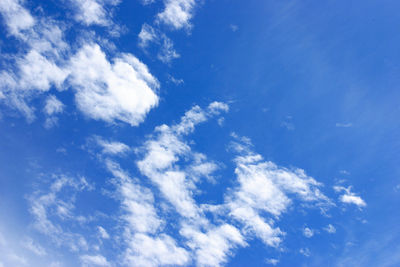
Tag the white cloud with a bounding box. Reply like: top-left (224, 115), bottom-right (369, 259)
top-left (334, 186), bottom-right (366, 208)
top-left (105, 160), bottom-right (189, 267)
top-left (181, 223), bottom-right (246, 267)
top-left (97, 226), bottom-right (109, 239)
top-left (0, 0), bottom-right (35, 36)
top-left (94, 136), bottom-right (130, 155)
top-left (80, 254), bottom-right (109, 266)
top-left (157, 36), bottom-right (180, 63)
top-left (0, 1), bottom-right (160, 127)
top-left (137, 102), bottom-right (228, 218)
top-left (68, 43), bottom-right (159, 125)
top-left (266, 258), bottom-right (279, 265)
top-left (303, 227), bottom-right (314, 238)
top-left (156, 0), bottom-right (195, 30)
top-left (138, 24), bottom-right (158, 49)
top-left (44, 95), bottom-right (64, 115)
top-left (71, 0), bottom-right (111, 26)
top-left (124, 233), bottom-right (190, 267)
top-left (225, 135), bottom-right (331, 247)
top-left (324, 224), bottom-right (336, 234)
top-left (21, 237), bottom-right (46, 256)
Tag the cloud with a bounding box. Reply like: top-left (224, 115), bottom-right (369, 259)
top-left (28, 174), bottom-right (93, 251)
top-left (104, 160), bottom-right (190, 266)
top-left (180, 223), bottom-right (246, 267)
top-left (70, 0), bottom-right (121, 27)
top-left (230, 24), bottom-right (238, 32)
top-left (303, 227), bottom-right (314, 238)
top-left (137, 102), bottom-right (228, 218)
top-left (93, 136), bottom-right (130, 155)
top-left (0, 1), bottom-right (160, 126)
top-left (224, 135), bottom-right (331, 247)
top-left (157, 36), bottom-right (180, 63)
top-left (156, 0), bottom-right (195, 30)
top-left (44, 95), bottom-right (64, 115)
top-left (68, 43), bottom-right (159, 125)
top-left (138, 24), bottom-right (180, 63)
top-left (0, 0), bottom-right (35, 36)
top-left (324, 224), bottom-right (336, 234)
top-left (336, 122), bottom-right (353, 128)
top-left (334, 186), bottom-right (366, 208)
top-left (299, 247), bottom-right (311, 257)
top-left (80, 254), bottom-right (110, 266)
top-left (138, 23), bottom-right (158, 49)
top-left (21, 237), bottom-right (46, 256)
top-left (266, 258), bottom-right (279, 265)
top-left (97, 226), bottom-right (109, 239)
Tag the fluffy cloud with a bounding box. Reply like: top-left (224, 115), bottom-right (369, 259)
top-left (44, 95), bottom-right (64, 115)
top-left (334, 185), bottom-right (366, 207)
top-left (156, 0), bottom-right (195, 30)
top-left (0, 0), bottom-right (160, 126)
top-left (105, 160), bottom-right (190, 266)
top-left (0, 0), bottom-right (35, 36)
top-left (68, 44), bottom-right (159, 125)
top-left (70, 0), bottom-right (120, 26)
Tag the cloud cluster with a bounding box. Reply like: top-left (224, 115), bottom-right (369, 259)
top-left (0, 0), bottom-right (159, 126)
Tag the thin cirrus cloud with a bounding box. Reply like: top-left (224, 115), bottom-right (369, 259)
top-left (0, 0), bottom-right (160, 126)
top-left (138, 23), bottom-right (180, 63)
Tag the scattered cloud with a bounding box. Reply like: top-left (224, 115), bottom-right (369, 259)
top-left (225, 136), bottom-right (331, 247)
top-left (70, 0), bottom-right (121, 27)
top-left (266, 258), bottom-right (279, 265)
top-left (44, 95), bottom-right (64, 116)
top-left (97, 226), bottom-right (109, 239)
top-left (303, 227), bottom-right (314, 238)
top-left (28, 174), bottom-right (93, 251)
top-left (230, 24), bottom-right (238, 32)
top-left (324, 224), bottom-right (336, 234)
top-left (80, 254), bottom-right (110, 266)
top-left (156, 0), bottom-right (196, 30)
top-left (334, 185), bottom-right (366, 208)
top-left (168, 75), bottom-right (184, 85)
top-left (336, 122), bottom-right (353, 128)
top-left (21, 237), bottom-right (46, 256)
top-left (299, 247), bottom-right (311, 257)
top-left (93, 136), bottom-right (130, 155)
top-left (138, 24), bottom-right (180, 63)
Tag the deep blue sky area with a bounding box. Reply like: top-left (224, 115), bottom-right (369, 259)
top-left (0, 0), bottom-right (399, 266)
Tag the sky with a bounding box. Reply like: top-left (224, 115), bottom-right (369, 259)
top-left (0, 0), bottom-right (399, 266)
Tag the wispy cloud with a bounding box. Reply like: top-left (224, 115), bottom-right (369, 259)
top-left (336, 122), bottom-right (353, 128)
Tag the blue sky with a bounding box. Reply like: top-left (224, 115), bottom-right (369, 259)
top-left (0, 0), bottom-right (399, 266)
